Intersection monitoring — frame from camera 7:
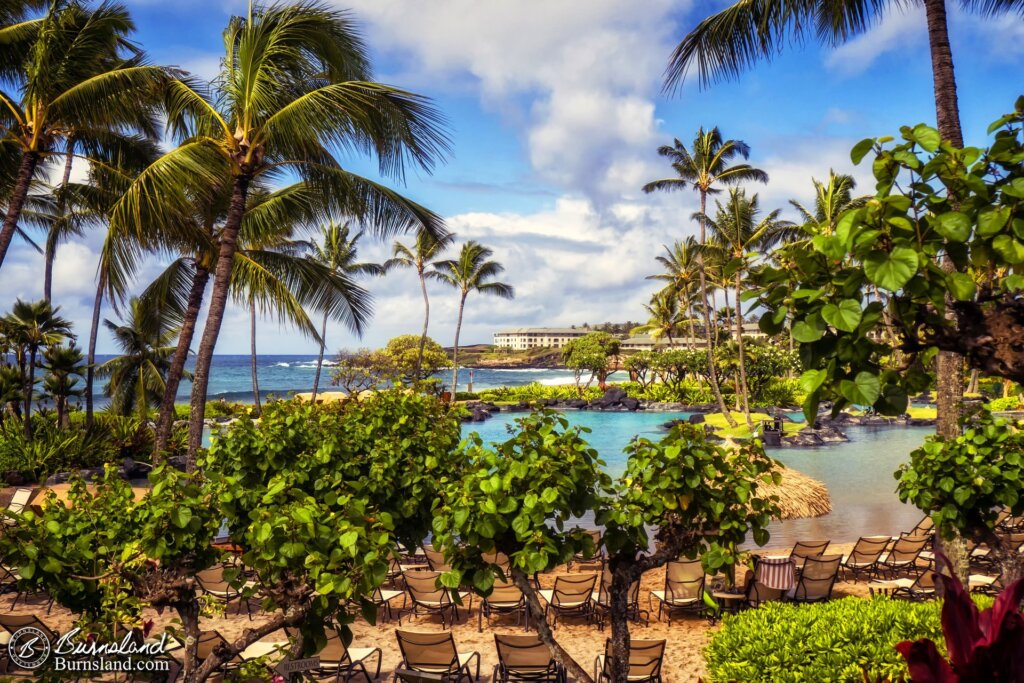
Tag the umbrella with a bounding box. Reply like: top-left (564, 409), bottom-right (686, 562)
top-left (761, 464), bottom-right (832, 520)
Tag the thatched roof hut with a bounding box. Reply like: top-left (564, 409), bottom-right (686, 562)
top-left (762, 464), bottom-right (832, 520)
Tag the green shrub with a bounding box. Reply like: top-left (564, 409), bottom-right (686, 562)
top-left (455, 391), bottom-right (479, 401)
top-left (750, 378), bottom-right (801, 408)
top-left (988, 395), bottom-right (1021, 412)
top-left (477, 382), bottom-right (603, 403)
top-left (704, 596), bottom-right (992, 683)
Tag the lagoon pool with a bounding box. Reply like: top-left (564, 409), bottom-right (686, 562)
top-left (463, 412), bottom-right (930, 549)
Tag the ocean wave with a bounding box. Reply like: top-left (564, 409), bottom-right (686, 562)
top-left (537, 375), bottom-right (579, 386)
top-left (272, 362), bottom-right (291, 368)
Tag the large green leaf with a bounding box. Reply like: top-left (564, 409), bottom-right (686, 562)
top-left (821, 300), bottom-right (862, 332)
top-left (977, 206), bottom-right (1011, 237)
top-left (799, 369), bottom-right (827, 394)
top-left (839, 371), bottom-right (881, 406)
top-left (945, 272), bottom-right (976, 302)
top-left (933, 212), bottom-right (971, 242)
top-left (791, 318), bottom-right (825, 343)
top-left (851, 138), bottom-right (875, 165)
top-left (993, 235), bottom-right (1024, 264)
top-left (863, 248), bottom-right (919, 291)
top-left (910, 124), bottom-right (941, 152)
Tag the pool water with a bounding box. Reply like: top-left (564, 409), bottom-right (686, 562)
top-left (463, 412), bottom-right (931, 550)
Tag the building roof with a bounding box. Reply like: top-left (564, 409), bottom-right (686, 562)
top-left (494, 327), bottom-right (589, 335)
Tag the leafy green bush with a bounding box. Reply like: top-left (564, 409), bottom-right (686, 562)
top-left (704, 596), bottom-right (992, 683)
top-left (477, 382), bottom-right (603, 403)
top-left (750, 378), bottom-right (801, 408)
top-left (455, 391), bottom-right (479, 401)
top-left (987, 395), bottom-right (1021, 411)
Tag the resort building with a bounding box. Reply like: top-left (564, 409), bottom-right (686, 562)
top-left (494, 323), bottom-right (768, 351)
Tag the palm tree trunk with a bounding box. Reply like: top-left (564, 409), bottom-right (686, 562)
top-left (186, 175), bottom-right (251, 467)
top-left (85, 276), bottom-right (104, 429)
top-left (966, 369), bottom-right (979, 395)
top-left (0, 151), bottom-right (40, 272)
top-left (310, 311), bottom-right (329, 403)
top-left (44, 142), bottom-right (76, 303)
top-left (154, 265), bottom-right (210, 458)
top-left (415, 269), bottom-right (430, 382)
top-left (23, 348), bottom-right (36, 440)
top-left (698, 191), bottom-right (736, 426)
top-left (250, 299), bottom-right (261, 416)
top-left (686, 292), bottom-right (696, 350)
top-left (450, 292), bottom-right (467, 397)
top-left (735, 269), bottom-right (753, 428)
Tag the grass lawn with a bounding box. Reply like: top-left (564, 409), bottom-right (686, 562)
top-left (703, 412), bottom-right (807, 440)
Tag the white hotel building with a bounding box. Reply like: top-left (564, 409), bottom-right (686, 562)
top-left (493, 324), bottom-right (767, 351)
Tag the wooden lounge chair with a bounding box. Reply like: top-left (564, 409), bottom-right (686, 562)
top-left (310, 629), bottom-right (383, 683)
top-left (649, 559), bottom-right (706, 624)
top-left (195, 564), bottom-right (254, 619)
top-left (592, 567), bottom-right (647, 630)
top-left (394, 630), bottom-right (480, 683)
top-left (539, 574), bottom-right (597, 628)
top-left (877, 535), bottom-right (930, 578)
top-left (841, 536), bottom-right (890, 582)
top-left (593, 639), bottom-right (666, 683)
top-left (478, 578), bottom-right (527, 632)
top-left (788, 540), bottom-right (830, 572)
top-left (2, 488), bottom-right (32, 525)
top-left (493, 634), bottom-right (566, 683)
top-left (402, 569), bottom-right (462, 629)
top-left (791, 555), bottom-right (842, 603)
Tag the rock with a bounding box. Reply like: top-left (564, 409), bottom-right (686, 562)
top-left (45, 472), bottom-right (72, 484)
top-left (166, 456), bottom-right (188, 472)
top-left (79, 467), bottom-right (106, 482)
top-left (565, 398), bottom-right (588, 409)
top-left (687, 413), bottom-right (705, 425)
top-left (621, 397), bottom-right (640, 411)
top-left (592, 386), bottom-right (628, 409)
top-left (4, 471), bottom-right (28, 486)
top-left (122, 457), bottom-right (151, 479)
top-left (781, 423), bottom-right (849, 448)
top-left (662, 419), bottom-right (685, 430)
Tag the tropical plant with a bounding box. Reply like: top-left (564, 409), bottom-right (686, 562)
top-left (647, 236), bottom-right (702, 347)
top-left (383, 229), bottom-right (455, 381)
top-left (432, 241), bottom-right (514, 395)
top-left (40, 342), bottom-right (85, 427)
top-left (1, 299), bottom-right (73, 438)
top-left (109, 1), bottom-right (450, 465)
top-left (374, 334), bottom-right (451, 385)
top-left (97, 298), bottom-right (178, 419)
top-left (702, 188), bottom-right (792, 426)
top-left (630, 289), bottom-right (687, 347)
top-left (307, 222), bottom-right (383, 403)
top-left (0, 0), bottom-right (165, 272)
top-left (561, 331), bottom-right (620, 394)
top-left (642, 129), bottom-right (768, 426)
top-left (789, 170), bottom-right (867, 238)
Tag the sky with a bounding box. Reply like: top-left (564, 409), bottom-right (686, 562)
top-left (3, 0), bottom-right (1023, 354)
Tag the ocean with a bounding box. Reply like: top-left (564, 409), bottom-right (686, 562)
top-left (88, 354), bottom-right (618, 404)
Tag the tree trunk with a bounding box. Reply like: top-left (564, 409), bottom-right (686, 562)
top-left (698, 190), bottom-right (736, 426)
top-left (509, 568), bottom-right (593, 683)
top-left (735, 270), bottom-right (754, 428)
top-left (450, 292), bottom-right (466, 396)
top-left (310, 311), bottom-right (329, 403)
top-left (154, 265), bottom-right (209, 459)
top-left (176, 599), bottom-right (201, 683)
top-left (966, 369), bottom-right (979, 395)
top-left (186, 176), bottom-right (250, 468)
top-left (249, 299), bottom-right (261, 416)
top-left (416, 268), bottom-right (430, 382)
top-left (44, 142), bottom-right (76, 303)
top-left (606, 562), bottom-right (633, 683)
top-left (23, 348), bottom-right (36, 440)
top-left (0, 151), bottom-right (40, 272)
top-left (85, 277), bottom-right (104, 430)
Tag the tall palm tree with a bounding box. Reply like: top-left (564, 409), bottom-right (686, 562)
top-left (308, 222), bottom-right (382, 403)
top-left (630, 290), bottom-right (687, 348)
top-left (642, 129), bottom-right (768, 427)
top-left (110, 2), bottom-right (450, 464)
top-left (789, 171), bottom-right (867, 238)
top-left (383, 229), bottom-right (455, 381)
top-left (0, 0), bottom-right (165, 272)
top-left (647, 237), bottom-right (702, 348)
top-left (1, 299), bottom-right (73, 438)
top-left (432, 241), bottom-right (514, 396)
top-left (40, 342), bottom-right (85, 427)
top-left (702, 188), bottom-right (792, 427)
top-left (98, 298), bottom-right (178, 419)
top-left (664, 0), bottom-right (1024, 440)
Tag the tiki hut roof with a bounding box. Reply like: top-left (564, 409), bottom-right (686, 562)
top-left (762, 464), bottom-right (832, 520)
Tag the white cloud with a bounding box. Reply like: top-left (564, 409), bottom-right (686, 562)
top-left (825, 6), bottom-right (925, 77)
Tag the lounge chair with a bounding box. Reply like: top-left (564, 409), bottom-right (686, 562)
top-left (593, 639), bottom-right (665, 683)
top-left (2, 488), bottom-right (32, 524)
top-left (195, 564), bottom-right (254, 619)
top-left (592, 567), bottom-right (647, 630)
top-left (903, 515), bottom-right (935, 539)
top-left (424, 546), bottom-right (452, 572)
top-left (788, 540), bottom-right (830, 572)
top-left (311, 630), bottom-right (383, 683)
top-left (571, 530), bottom-right (604, 569)
top-left (649, 559), bottom-right (706, 624)
top-left (402, 570), bottom-right (463, 629)
top-left (869, 566), bottom-right (937, 601)
top-left (791, 555), bottom-right (842, 603)
top-left (538, 574), bottom-right (597, 628)
top-left (478, 578), bottom-right (527, 632)
top-left (744, 576), bottom-right (785, 608)
top-left (969, 572), bottom-right (1004, 596)
top-left (482, 550), bottom-right (511, 574)
top-left (394, 630), bottom-right (480, 683)
top-left (877, 535), bottom-right (930, 578)
top-left (841, 536), bottom-right (891, 582)
top-left (493, 634), bottom-right (566, 683)
top-left (370, 584), bottom-right (407, 623)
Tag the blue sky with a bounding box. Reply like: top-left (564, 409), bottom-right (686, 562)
top-left (5, 0), bottom-right (1023, 354)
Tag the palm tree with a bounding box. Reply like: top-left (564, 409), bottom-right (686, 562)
top-left (647, 237), bottom-right (702, 348)
top-left (642, 129), bottom-right (768, 427)
top-left (664, 0), bottom-right (1024, 440)
top-left (0, 0), bottom-right (165, 272)
top-left (432, 242), bottom-right (514, 396)
top-left (630, 290), bottom-right (687, 348)
top-left (383, 229), bottom-right (455, 381)
top-left (790, 171), bottom-right (867, 238)
top-left (1, 299), bottom-right (73, 438)
top-left (702, 188), bottom-right (792, 427)
top-left (98, 298), bottom-right (178, 419)
top-left (307, 222), bottom-right (383, 403)
top-left (110, 2), bottom-right (449, 464)
top-left (40, 342), bottom-right (85, 427)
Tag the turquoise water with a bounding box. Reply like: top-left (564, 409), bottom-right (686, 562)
top-left (463, 412), bottom-right (930, 549)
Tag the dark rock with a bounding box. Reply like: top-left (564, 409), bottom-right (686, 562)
top-left (4, 471), bottom-right (28, 486)
top-left (593, 386), bottom-right (628, 409)
top-left (122, 457), bottom-right (151, 479)
top-left (662, 419), bottom-right (685, 430)
top-left (621, 397), bottom-right (640, 411)
top-left (687, 413), bottom-right (705, 425)
top-left (565, 398), bottom-right (588, 409)
top-left (166, 456), bottom-right (188, 472)
top-left (45, 472), bottom-right (72, 485)
top-left (780, 423), bottom-right (849, 448)
top-left (79, 467), bottom-right (105, 482)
